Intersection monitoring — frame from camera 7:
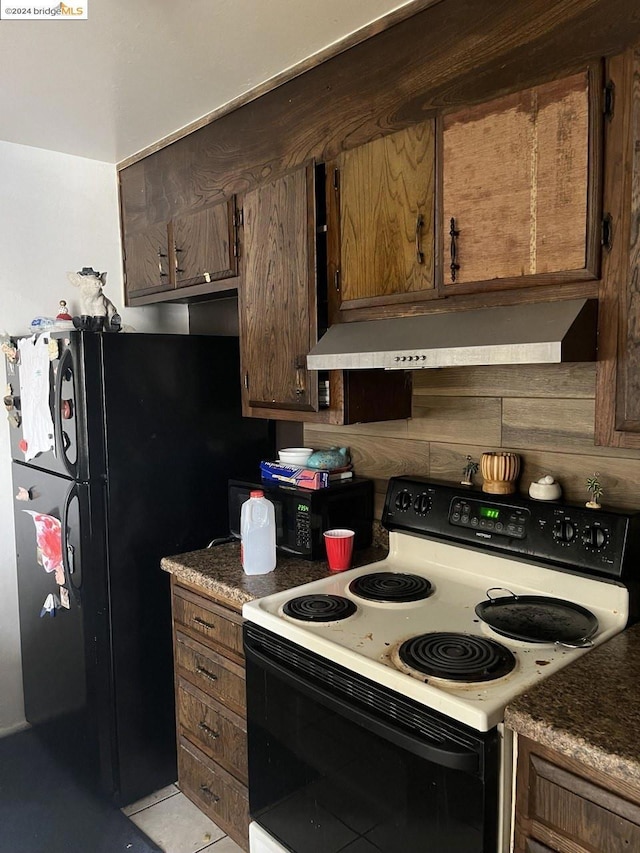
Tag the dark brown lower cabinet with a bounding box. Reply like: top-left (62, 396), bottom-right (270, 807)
top-left (178, 737), bottom-right (249, 845)
top-left (514, 735), bottom-right (640, 853)
top-left (171, 578), bottom-right (249, 851)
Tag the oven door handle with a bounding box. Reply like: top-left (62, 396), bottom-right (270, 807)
top-left (244, 642), bottom-right (480, 775)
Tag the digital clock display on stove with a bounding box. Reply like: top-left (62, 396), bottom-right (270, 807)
top-left (480, 507), bottom-right (500, 519)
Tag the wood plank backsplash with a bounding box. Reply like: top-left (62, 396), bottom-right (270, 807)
top-left (304, 364), bottom-right (640, 517)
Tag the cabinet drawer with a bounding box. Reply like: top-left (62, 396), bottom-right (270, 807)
top-left (527, 753), bottom-right (640, 851)
top-left (175, 631), bottom-right (246, 717)
top-left (173, 587), bottom-right (243, 660)
top-left (178, 679), bottom-right (247, 784)
top-left (179, 737), bottom-right (249, 850)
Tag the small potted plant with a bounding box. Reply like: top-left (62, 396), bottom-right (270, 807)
top-left (461, 455), bottom-right (479, 486)
top-left (586, 472), bottom-right (604, 509)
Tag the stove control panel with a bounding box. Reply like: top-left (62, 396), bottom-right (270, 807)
top-left (448, 498), bottom-right (530, 539)
top-left (383, 476), bottom-right (640, 582)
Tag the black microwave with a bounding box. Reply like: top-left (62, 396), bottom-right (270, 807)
top-left (228, 478), bottom-right (374, 560)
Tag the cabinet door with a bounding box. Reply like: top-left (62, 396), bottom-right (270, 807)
top-left (596, 46), bottom-right (640, 448)
top-left (442, 71), bottom-right (596, 291)
top-left (331, 120), bottom-right (436, 313)
top-left (173, 198), bottom-right (239, 289)
top-left (123, 222), bottom-right (171, 301)
top-left (240, 165), bottom-right (318, 412)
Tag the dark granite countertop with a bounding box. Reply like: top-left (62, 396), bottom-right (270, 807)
top-left (505, 623), bottom-right (640, 785)
top-left (161, 538), bottom-right (388, 612)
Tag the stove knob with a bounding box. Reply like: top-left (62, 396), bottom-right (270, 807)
top-left (553, 519), bottom-right (576, 544)
top-left (582, 525), bottom-right (607, 549)
top-left (413, 493), bottom-right (432, 515)
top-left (395, 490), bottom-right (412, 512)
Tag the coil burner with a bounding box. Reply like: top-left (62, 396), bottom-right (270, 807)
top-left (282, 594), bottom-right (357, 623)
top-left (349, 572), bottom-right (433, 603)
top-left (395, 632), bottom-right (516, 683)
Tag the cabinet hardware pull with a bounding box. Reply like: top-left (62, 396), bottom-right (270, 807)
top-left (449, 217), bottom-right (461, 282)
top-left (158, 247), bottom-right (168, 278)
top-left (415, 214), bottom-right (424, 264)
top-left (196, 664), bottom-right (218, 682)
top-left (198, 721), bottom-right (220, 739)
top-left (334, 270), bottom-right (341, 292)
top-left (603, 80), bottom-right (615, 120)
top-left (601, 213), bottom-right (613, 252)
top-left (199, 784), bottom-right (220, 802)
top-left (174, 245), bottom-right (184, 274)
top-left (193, 616), bottom-right (215, 630)
top-left (244, 372), bottom-right (249, 391)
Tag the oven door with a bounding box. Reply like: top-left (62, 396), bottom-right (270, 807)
top-left (244, 624), bottom-right (500, 853)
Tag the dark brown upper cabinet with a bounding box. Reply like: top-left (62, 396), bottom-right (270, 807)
top-left (596, 45), bottom-right (640, 448)
top-left (173, 200), bottom-right (239, 289)
top-left (239, 163), bottom-right (412, 424)
top-left (327, 120), bottom-right (436, 321)
top-left (123, 197), bottom-right (239, 305)
top-left (123, 222), bottom-right (171, 300)
top-left (239, 165), bottom-right (319, 414)
top-left (441, 70), bottom-right (602, 296)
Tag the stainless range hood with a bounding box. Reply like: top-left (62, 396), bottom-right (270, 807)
top-left (307, 298), bottom-right (597, 371)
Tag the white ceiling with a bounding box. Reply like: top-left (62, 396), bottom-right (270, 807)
top-left (0, 0), bottom-right (414, 164)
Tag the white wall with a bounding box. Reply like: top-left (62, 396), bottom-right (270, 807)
top-left (0, 140), bottom-right (188, 735)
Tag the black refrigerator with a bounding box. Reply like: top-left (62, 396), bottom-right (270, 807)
top-left (8, 331), bottom-right (273, 806)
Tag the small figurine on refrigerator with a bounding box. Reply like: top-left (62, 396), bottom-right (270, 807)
top-left (56, 300), bottom-right (72, 321)
top-left (67, 267), bottom-right (122, 331)
top-left (586, 472), bottom-right (604, 509)
top-left (461, 455), bottom-right (479, 486)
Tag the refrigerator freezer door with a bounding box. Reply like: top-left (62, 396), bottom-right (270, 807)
top-left (9, 335), bottom-right (84, 479)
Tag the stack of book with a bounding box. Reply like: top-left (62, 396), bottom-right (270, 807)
top-left (260, 461), bottom-right (353, 490)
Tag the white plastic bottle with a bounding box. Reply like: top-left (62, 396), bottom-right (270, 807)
top-left (240, 490), bottom-right (276, 575)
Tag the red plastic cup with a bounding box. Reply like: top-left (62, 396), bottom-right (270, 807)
top-left (323, 528), bottom-right (355, 572)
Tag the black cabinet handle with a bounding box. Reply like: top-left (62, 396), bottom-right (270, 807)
top-left (198, 721), bottom-right (220, 739)
top-left (449, 217), bottom-right (461, 282)
top-left (195, 664), bottom-right (218, 683)
top-left (199, 784), bottom-right (220, 802)
top-left (415, 214), bottom-right (424, 264)
top-left (193, 616), bottom-right (216, 630)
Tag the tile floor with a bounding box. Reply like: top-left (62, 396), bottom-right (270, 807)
top-left (123, 784), bottom-right (244, 853)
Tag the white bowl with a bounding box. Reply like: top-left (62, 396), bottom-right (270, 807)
top-left (528, 481), bottom-right (562, 501)
top-left (277, 447), bottom-right (313, 466)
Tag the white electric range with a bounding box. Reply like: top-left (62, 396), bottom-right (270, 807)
top-left (242, 477), bottom-right (640, 853)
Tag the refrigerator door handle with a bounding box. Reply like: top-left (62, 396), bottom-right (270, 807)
top-left (54, 346), bottom-right (78, 480)
top-left (62, 482), bottom-right (82, 605)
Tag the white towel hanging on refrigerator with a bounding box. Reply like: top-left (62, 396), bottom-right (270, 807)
top-left (17, 335), bottom-right (55, 461)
